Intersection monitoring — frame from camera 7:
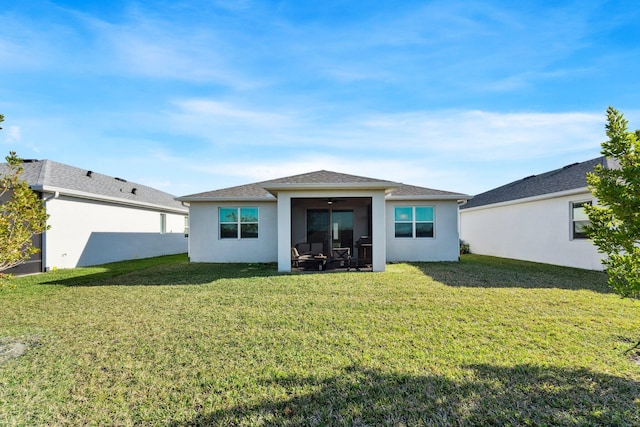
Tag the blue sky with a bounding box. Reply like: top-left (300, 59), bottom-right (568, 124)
top-left (1, 0), bottom-right (639, 196)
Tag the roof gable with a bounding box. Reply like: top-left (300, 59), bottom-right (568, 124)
top-left (462, 156), bottom-right (606, 209)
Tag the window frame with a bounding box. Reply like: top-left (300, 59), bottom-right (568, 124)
top-left (160, 213), bottom-right (167, 234)
top-left (394, 205), bottom-right (435, 239)
top-left (571, 200), bottom-right (592, 240)
top-left (219, 207), bottom-right (259, 240)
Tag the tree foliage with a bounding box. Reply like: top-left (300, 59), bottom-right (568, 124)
top-left (0, 150), bottom-right (49, 287)
top-left (584, 107), bottom-right (640, 298)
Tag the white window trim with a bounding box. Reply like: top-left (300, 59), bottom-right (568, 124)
top-left (219, 207), bottom-right (259, 240)
top-left (570, 200), bottom-right (592, 241)
top-left (394, 205), bottom-right (435, 239)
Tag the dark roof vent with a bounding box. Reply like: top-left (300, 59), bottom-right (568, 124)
top-left (22, 159), bottom-right (38, 163)
top-left (115, 177), bottom-right (127, 182)
top-left (131, 188), bottom-right (137, 195)
top-left (522, 175), bottom-right (536, 180)
top-left (86, 170), bottom-right (93, 177)
top-left (563, 162), bottom-right (579, 169)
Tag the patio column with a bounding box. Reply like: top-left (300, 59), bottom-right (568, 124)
top-left (371, 191), bottom-right (386, 272)
top-left (277, 193), bottom-right (292, 272)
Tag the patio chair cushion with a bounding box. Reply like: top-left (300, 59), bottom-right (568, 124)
top-left (296, 242), bottom-right (312, 254)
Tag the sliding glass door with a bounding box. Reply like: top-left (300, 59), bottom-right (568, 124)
top-left (331, 210), bottom-right (353, 251)
top-left (306, 209), bottom-right (353, 254)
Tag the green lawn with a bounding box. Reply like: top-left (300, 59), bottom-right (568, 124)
top-left (1, 254), bottom-right (639, 426)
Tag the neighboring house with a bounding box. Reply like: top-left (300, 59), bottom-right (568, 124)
top-left (459, 156), bottom-right (611, 271)
top-left (177, 170), bottom-right (470, 272)
top-left (1, 159), bottom-right (188, 274)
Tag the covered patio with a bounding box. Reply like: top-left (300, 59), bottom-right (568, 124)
top-left (261, 178), bottom-right (395, 272)
top-left (289, 196), bottom-right (372, 270)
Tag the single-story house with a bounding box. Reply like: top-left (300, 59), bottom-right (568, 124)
top-left (459, 156), bottom-right (611, 270)
top-left (1, 159), bottom-right (188, 274)
top-left (177, 170), bottom-right (470, 272)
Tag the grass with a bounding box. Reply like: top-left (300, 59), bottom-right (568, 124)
top-left (0, 254), bottom-right (639, 426)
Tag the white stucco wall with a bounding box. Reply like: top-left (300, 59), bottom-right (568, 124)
top-left (459, 191), bottom-right (605, 270)
top-left (188, 201), bottom-right (278, 263)
top-left (385, 200), bottom-right (461, 262)
top-left (188, 194), bottom-right (463, 268)
top-left (43, 195), bottom-right (188, 269)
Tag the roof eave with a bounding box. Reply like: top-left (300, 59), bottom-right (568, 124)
top-left (176, 196), bottom-right (276, 203)
top-left (35, 185), bottom-right (188, 214)
top-left (461, 187), bottom-right (590, 212)
top-left (386, 194), bottom-right (471, 201)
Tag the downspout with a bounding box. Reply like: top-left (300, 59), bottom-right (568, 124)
top-left (181, 201), bottom-right (190, 258)
top-left (41, 191), bottom-right (59, 272)
top-left (457, 199), bottom-right (469, 260)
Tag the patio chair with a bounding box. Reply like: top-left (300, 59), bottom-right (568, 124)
top-left (296, 242), bottom-right (324, 256)
top-left (331, 248), bottom-right (351, 269)
top-left (310, 242), bottom-right (323, 255)
top-left (296, 242), bottom-right (312, 255)
top-left (291, 247), bottom-right (314, 268)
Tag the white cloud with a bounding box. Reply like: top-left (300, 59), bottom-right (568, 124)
top-left (6, 126), bottom-right (21, 142)
top-left (353, 110), bottom-right (605, 161)
top-left (173, 100), bottom-right (292, 128)
top-left (167, 98), bottom-right (606, 164)
top-left (164, 106), bottom-right (608, 195)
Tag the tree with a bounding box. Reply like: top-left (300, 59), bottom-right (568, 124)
top-left (584, 106), bottom-right (640, 298)
top-left (0, 149), bottom-right (49, 287)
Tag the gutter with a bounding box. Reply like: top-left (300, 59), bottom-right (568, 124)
top-left (176, 196), bottom-right (277, 203)
top-left (43, 191), bottom-right (60, 202)
top-left (386, 194), bottom-right (471, 201)
top-left (32, 185), bottom-right (188, 215)
top-left (460, 187), bottom-right (590, 213)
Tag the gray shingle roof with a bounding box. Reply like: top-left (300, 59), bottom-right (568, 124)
top-left (179, 170), bottom-right (469, 200)
top-left (262, 170), bottom-right (395, 185)
top-left (388, 183), bottom-right (468, 198)
top-left (0, 159), bottom-right (186, 212)
top-left (461, 156), bottom-right (606, 209)
top-left (180, 183), bottom-right (274, 199)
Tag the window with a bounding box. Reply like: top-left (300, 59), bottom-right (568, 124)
top-left (160, 213), bottom-right (166, 234)
top-left (219, 207), bottom-right (259, 239)
top-left (394, 206), bottom-right (434, 238)
top-left (571, 201), bottom-right (591, 239)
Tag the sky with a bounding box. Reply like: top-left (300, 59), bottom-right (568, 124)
top-left (1, 0), bottom-right (639, 197)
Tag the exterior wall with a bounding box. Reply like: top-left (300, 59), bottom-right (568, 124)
top-left (386, 199), bottom-right (461, 262)
top-left (459, 191), bottom-right (605, 270)
top-left (187, 193), bottom-right (463, 269)
top-left (188, 200), bottom-right (278, 263)
top-left (43, 195), bottom-right (188, 269)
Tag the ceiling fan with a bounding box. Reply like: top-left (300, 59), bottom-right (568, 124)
top-left (326, 198), bottom-right (345, 205)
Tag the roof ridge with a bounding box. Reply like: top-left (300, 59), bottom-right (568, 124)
top-left (261, 169), bottom-right (400, 186)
